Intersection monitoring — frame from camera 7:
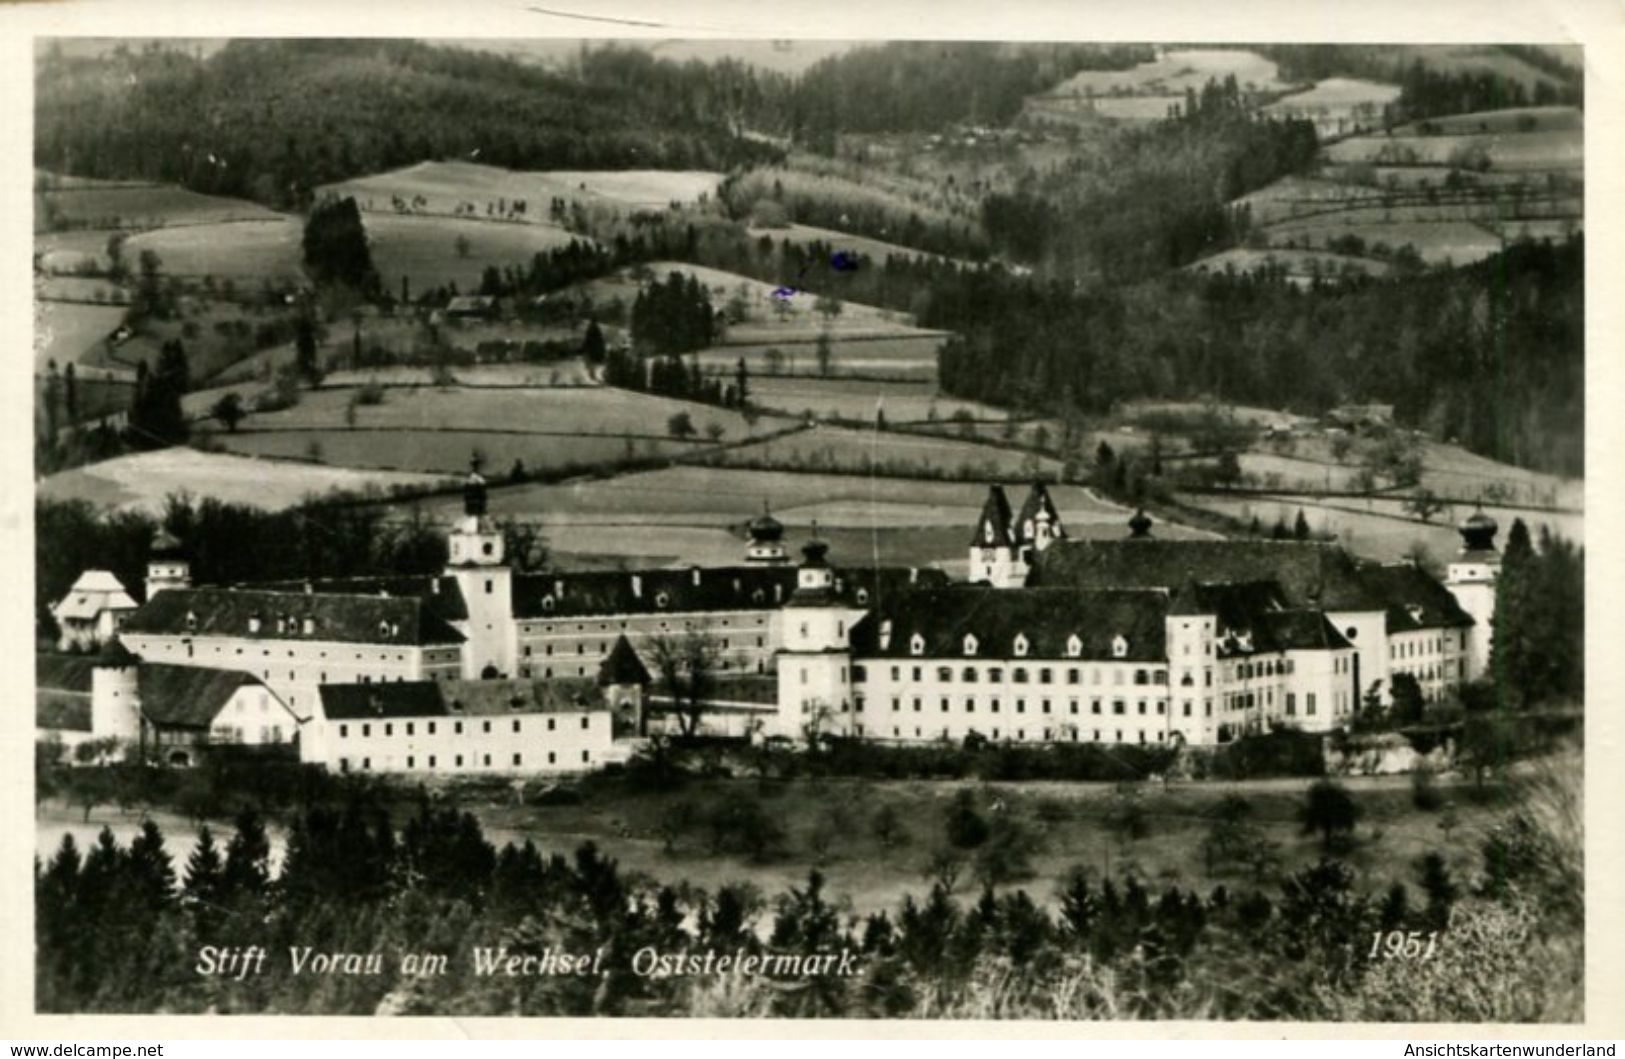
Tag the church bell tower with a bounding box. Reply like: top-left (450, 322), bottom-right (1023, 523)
top-left (445, 454), bottom-right (514, 679)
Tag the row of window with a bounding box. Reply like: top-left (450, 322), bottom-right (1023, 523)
top-left (523, 636), bottom-right (766, 658)
top-left (854, 664), bottom-right (1166, 687)
top-left (1391, 635), bottom-right (1453, 659)
top-left (335, 715), bottom-right (592, 738)
top-left (339, 749), bottom-right (591, 771)
top-left (861, 695), bottom-right (1172, 718)
top-left (209, 725), bottom-right (284, 743)
top-left (862, 725), bottom-right (1170, 745)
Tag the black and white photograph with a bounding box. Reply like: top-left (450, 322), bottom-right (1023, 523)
top-left (19, 9), bottom-right (1602, 1030)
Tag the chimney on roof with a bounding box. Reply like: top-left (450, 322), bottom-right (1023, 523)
top-left (303, 581), bottom-right (313, 595)
top-left (692, 567), bottom-right (702, 586)
top-left (909, 566), bottom-right (918, 584)
top-left (631, 574), bottom-right (643, 599)
top-left (430, 579), bottom-right (440, 595)
top-left (379, 589), bottom-right (390, 598)
top-left (554, 578), bottom-right (564, 599)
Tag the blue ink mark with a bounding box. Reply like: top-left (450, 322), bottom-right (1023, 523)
top-left (771, 286), bottom-right (797, 300)
top-left (831, 250), bottom-right (859, 272)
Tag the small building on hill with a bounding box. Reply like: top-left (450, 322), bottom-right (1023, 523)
top-left (446, 295), bottom-right (499, 321)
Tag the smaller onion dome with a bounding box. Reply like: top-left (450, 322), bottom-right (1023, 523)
top-left (1458, 508), bottom-right (1499, 552)
top-left (150, 528), bottom-right (184, 558)
top-left (748, 503), bottom-right (785, 542)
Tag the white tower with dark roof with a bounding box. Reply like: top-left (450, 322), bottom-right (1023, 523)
top-left (970, 485), bottom-right (1024, 588)
top-left (445, 454), bottom-right (514, 679)
top-left (145, 528), bottom-right (191, 602)
top-left (775, 537), bottom-right (861, 742)
top-left (1445, 509), bottom-right (1500, 682)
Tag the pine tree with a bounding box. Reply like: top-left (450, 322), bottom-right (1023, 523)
top-left (222, 808), bottom-right (271, 900)
top-left (126, 818), bottom-right (177, 916)
top-left (182, 825), bottom-right (225, 916)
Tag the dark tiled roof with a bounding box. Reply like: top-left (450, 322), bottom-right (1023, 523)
top-left (123, 588), bottom-right (466, 646)
top-left (1013, 482), bottom-right (1064, 546)
top-left (1166, 583), bottom-right (1351, 655)
top-left (971, 486), bottom-right (1015, 548)
top-left (138, 664), bottom-right (264, 728)
top-left (1029, 539), bottom-right (1383, 610)
top-left (250, 576), bottom-right (469, 623)
top-left (513, 565), bottom-right (947, 620)
top-left (598, 634), bottom-right (652, 686)
top-left (851, 586), bottom-right (1169, 662)
top-left (37, 690), bottom-right (92, 732)
top-left (1255, 611), bottom-right (1353, 651)
top-left (320, 678), bottom-right (599, 721)
top-left (1357, 563), bottom-right (1476, 633)
top-left (36, 653), bottom-right (96, 693)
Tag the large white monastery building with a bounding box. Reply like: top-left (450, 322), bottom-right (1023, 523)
top-left (39, 470), bottom-right (1501, 772)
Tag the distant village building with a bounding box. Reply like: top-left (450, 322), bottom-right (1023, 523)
top-left (445, 295), bottom-right (498, 321)
top-left (42, 466), bottom-right (1501, 768)
top-left (1327, 403), bottom-right (1396, 431)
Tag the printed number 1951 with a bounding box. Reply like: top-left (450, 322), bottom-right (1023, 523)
top-left (1368, 930), bottom-right (1439, 960)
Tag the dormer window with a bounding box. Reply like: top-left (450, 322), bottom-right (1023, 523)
top-left (542, 595), bottom-right (555, 612)
top-left (1111, 635), bottom-right (1128, 659)
top-left (1406, 605), bottom-right (1424, 624)
top-left (302, 618), bottom-right (315, 636)
top-left (1013, 633), bottom-right (1029, 657)
top-left (655, 591), bottom-right (670, 609)
top-left (378, 620), bottom-right (391, 638)
top-left (963, 633), bottom-right (978, 657)
top-left (245, 614), bottom-right (257, 634)
top-left (856, 588), bottom-right (870, 605)
top-left (1066, 634), bottom-right (1082, 658)
top-left (910, 633), bottom-right (925, 657)
top-left (878, 620), bottom-right (893, 650)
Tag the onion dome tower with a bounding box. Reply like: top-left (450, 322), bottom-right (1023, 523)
top-left (745, 502), bottom-right (789, 565)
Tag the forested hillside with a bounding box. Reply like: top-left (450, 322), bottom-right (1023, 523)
top-left (34, 40), bottom-right (788, 209)
top-left (935, 236), bottom-right (1583, 475)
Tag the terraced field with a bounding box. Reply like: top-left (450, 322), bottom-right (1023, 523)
top-left (35, 301), bottom-right (128, 373)
top-left (1047, 48), bottom-right (1289, 98)
top-left (742, 376), bottom-right (1003, 423)
top-left (692, 336), bottom-right (944, 380)
top-left (35, 183), bottom-right (283, 232)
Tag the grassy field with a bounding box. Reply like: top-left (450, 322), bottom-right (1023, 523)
top-left (1265, 220), bottom-right (1506, 266)
top-left (709, 424), bottom-right (1062, 480)
top-left (692, 336), bottom-right (944, 380)
top-left (742, 376), bottom-right (1004, 424)
top-left (36, 447), bottom-right (451, 514)
top-left (207, 383), bottom-right (767, 441)
top-left (1323, 127), bottom-right (1582, 172)
top-left (1047, 48), bottom-right (1289, 98)
top-left (363, 213), bottom-right (588, 294)
top-left (1408, 46), bottom-right (1578, 95)
top-left (214, 427), bottom-right (698, 477)
top-left (321, 160), bottom-right (723, 214)
top-left (35, 229), bottom-right (120, 275)
top-left (746, 222), bottom-right (957, 265)
top-left (35, 300), bottom-right (127, 373)
top-left (123, 219), bottom-right (305, 281)
top-left (35, 184), bottom-right (284, 233)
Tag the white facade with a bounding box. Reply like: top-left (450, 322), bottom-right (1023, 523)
top-left (50, 571), bottom-right (138, 652)
top-left (320, 708), bottom-right (612, 775)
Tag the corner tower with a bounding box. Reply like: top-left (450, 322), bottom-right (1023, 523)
top-left (970, 485), bottom-right (1023, 587)
top-left (745, 503), bottom-right (790, 565)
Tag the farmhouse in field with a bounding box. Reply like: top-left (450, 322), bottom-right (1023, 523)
top-left (48, 463), bottom-right (1501, 770)
top-left (49, 569), bottom-right (137, 652)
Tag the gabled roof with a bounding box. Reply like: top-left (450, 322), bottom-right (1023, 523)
top-left (52, 571), bottom-right (138, 620)
top-left (1358, 563), bottom-right (1476, 633)
top-left (971, 486), bottom-right (1015, 549)
top-left (319, 677), bottom-right (599, 721)
top-left (138, 664), bottom-right (266, 729)
top-left (36, 652), bottom-right (97, 693)
top-left (1029, 539), bottom-right (1383, 611)
top-left (850, 586), bottom-right (1169, 662)
top-left (123, 588), bottom-right (466, 646)
top-left (250, 576), bottom-right (469, 623)
top-left (598, 634), bottom-right (652, 686)
top-left (512, 565), bottom-right (947, 620)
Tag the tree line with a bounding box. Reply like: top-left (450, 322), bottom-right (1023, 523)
top-left (34, 767), bottom-right (1578, 1018)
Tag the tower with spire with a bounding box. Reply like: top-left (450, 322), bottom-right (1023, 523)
top-left (445, 453), bottom-right (515, 678)
top-left (1445, 507), bottom-right (1501, 681)
top-left (970, 485), bottom-right (1023, 587)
